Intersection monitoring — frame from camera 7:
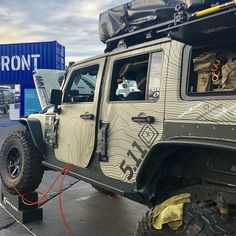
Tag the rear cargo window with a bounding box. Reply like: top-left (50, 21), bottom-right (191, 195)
top-left (187, 43), bottom-right (236, 96)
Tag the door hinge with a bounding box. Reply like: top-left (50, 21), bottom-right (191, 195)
top-left (96, 122), bottom-right (109, 162)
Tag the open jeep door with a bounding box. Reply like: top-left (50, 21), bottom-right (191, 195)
top-left (54, 57), bottom-right (106, 168)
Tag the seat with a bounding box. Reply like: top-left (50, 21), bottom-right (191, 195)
top-left (125, 91), bottom-right (145, 100)
top-left (69, 90), bottom-right (80, 102)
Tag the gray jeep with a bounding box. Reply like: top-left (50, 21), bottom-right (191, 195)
top-left (1, 2), bottom-right (236, 235)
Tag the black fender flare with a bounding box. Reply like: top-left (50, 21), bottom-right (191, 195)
top-left (19, 118), bottom-right (46, 155)
top-left (135, 138), bottom-right (236, 196)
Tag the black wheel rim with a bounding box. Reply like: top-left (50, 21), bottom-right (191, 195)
top-left (7, 147), bottom-right (22, 179)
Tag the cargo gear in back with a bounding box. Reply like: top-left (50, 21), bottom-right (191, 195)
top-left (193, 53), bottom-right (216, 92)
top-left (221, 61), bottom-right (236, 90)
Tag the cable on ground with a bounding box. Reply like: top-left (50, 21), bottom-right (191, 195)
top-left (12, 163), bottom-right (75, 236)
top-left (12, 163), bottom-right (71, 206)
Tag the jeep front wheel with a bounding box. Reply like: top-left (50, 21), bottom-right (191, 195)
top-left (0, 131), bottom-right (44, 195)
top-left (135, 202), bottom-right (236, 236)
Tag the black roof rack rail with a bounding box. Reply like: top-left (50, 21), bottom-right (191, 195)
top-left (105, 19), bottom-right (175, 53)
top-left (105, 5), bottom-right (236, 52)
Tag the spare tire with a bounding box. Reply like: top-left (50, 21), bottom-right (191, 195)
top-left (0, 131), bottom-right (44, 195)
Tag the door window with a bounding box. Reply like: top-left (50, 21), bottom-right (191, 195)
top-left (64, 65), bottom-right (99, 103)
top-left (110, 52), bottom-right (163, 101)
top-left (110, 54), bottom-right (148, 101)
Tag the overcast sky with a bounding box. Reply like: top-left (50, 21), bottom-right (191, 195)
top-left (0, 0), bottom-right (128, 65)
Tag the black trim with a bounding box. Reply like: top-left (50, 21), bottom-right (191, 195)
top-left (171, 7), bottom-right (236, 46)
top-left (135, 138), bottom-right (236, 195)
top-left (161, 138), bottom-right (236, 151)
top-left (43, 148), bottom-right (145, 204)
top-left (164, 122), bottom-right (236, 141)
top-left (19, 118), bottom-right (46, 155)
top-left (42, 160), bottom-right (124, 195)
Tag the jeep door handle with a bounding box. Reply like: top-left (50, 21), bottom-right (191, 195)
top-left (132, 116), bottom-right (155, 124)
top-left (80, 114), bottom-right (94, 120)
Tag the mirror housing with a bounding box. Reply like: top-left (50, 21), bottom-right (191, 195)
top-left (50, 89), bottom-right (62, 106)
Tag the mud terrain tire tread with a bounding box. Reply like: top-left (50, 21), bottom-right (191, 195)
top-left (135, 202), bottom-right (236, 236)
top-left (0, 131), bottom-right (44, 195)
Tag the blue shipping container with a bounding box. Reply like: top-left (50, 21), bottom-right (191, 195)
top-left (0, 41), bottom-right (65, 116)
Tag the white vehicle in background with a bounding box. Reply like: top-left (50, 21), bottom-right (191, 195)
top-left (116, 80), bottom-right (140, 98)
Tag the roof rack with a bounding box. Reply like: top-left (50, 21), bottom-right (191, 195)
top-left (105, 3), bottom-right (236, 52)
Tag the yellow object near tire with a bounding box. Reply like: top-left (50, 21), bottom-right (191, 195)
top-left (135, 197), bottom-right (236, 236)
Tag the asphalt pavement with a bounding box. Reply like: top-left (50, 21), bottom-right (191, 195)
top-left (0, 114), bottom-right (148, 236)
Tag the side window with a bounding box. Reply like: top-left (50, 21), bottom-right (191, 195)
top-left (110, 52), bottom-right (163, 101)
top-left (187, 45), bottom-right (236, 96)
top-left (64, 65), bottom-right (99, 103)
top-left (110, 54), bottom-right (148, 101)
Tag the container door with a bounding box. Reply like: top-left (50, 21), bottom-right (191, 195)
top-left (54, 58), bottom-right (105, 168)
top-left (99, 42), bottom-right (170, 183)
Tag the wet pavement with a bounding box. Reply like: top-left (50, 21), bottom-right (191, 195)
top-left (0, 115), bottom-right (148, 236)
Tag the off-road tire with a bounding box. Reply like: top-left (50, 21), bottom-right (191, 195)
top-left (0, 131), bottom-right (44, 195)
top-left (93, 185), bottom-right (115, 196)
top-left (135, 202), bottom-right (236, 236)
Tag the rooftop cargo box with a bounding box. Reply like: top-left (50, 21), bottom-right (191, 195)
top-left (99, 0), bottom-right (230, 43)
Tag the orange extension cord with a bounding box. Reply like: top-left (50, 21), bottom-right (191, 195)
top-left (12, 163), bottom-right (74, 236)
top-left (58, 163), bottom-right (74, 236)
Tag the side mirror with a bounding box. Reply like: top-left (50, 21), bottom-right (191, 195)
top-left (50, 89), bottom-right (62, 106)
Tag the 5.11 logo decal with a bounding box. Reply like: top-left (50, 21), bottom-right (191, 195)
top-left (119, 124), bottom-right (159, 181)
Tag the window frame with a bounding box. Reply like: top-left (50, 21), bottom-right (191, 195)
top-left (63, 64), bottom-right (99, 104)
top-left (181, 44), bottom-right (236, 101)
top-left (146, 51), bottom-right (164, 101)
top-left (108, 50), bottom-right (164, 104)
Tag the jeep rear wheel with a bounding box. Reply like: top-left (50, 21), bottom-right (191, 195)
top-left (0, 131), bottom-right (44, 195)
top-left (135, 202), bottom-right (236, 236)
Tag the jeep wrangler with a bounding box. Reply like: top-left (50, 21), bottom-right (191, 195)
top-left (1, 2), bottom-right (236, 235)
